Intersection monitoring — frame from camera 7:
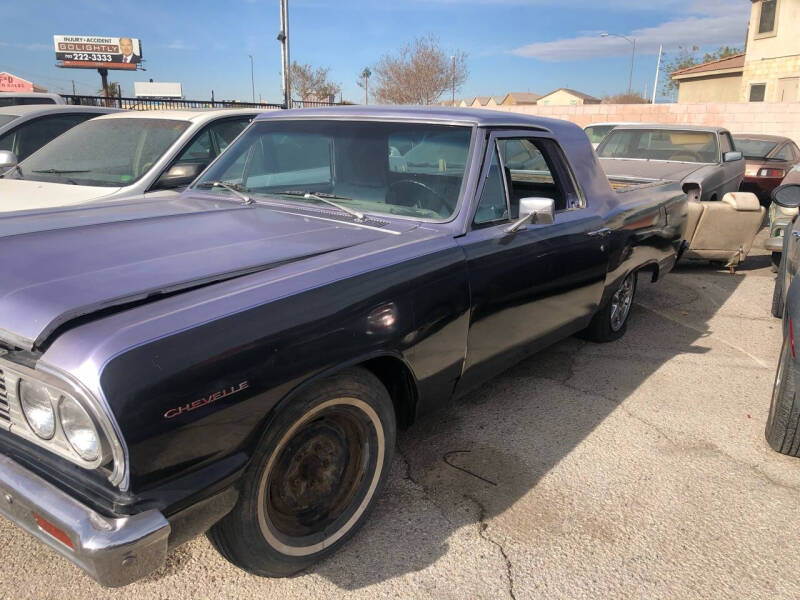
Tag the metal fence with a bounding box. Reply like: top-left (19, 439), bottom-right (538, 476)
top-left (61, 94), bottom-right (284, 111)
top-left (61, 95), bottom-right (347, 111)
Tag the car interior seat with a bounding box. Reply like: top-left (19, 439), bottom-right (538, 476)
top-left (681, 192), bottom-right (765, 269)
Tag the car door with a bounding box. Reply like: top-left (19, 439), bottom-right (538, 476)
top-left (455, 131), bottom-right (609, 394)
top-left (719, 131), bottom-right (744, 196)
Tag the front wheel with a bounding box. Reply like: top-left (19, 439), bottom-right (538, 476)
top-left (582, 272), bottom-right (637, 343)
top-left (766, 337), bottom-right (800, 456)
top-left (208, 368), bottom-right (396, 577)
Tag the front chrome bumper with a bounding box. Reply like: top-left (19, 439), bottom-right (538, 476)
top-left (0, 454), bottom-right (169, 587)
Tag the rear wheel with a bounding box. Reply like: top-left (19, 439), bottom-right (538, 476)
top-left (208, 368), bottom-right (396, 576)
top-left (766, 337), bottom-right (800, 456)
top-left (582, 272), bottom-right (637, 343)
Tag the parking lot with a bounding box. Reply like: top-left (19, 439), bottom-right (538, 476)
top-left (0, 231), bottom-right (796, 599)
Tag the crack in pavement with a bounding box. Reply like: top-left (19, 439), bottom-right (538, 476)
top-left (464, 494), bottom-right (517, 600)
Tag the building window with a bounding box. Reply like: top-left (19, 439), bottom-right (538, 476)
top-left (750, 84), bottom-right (767, 102)
top-left (758, 0), bottom-right (778, 35)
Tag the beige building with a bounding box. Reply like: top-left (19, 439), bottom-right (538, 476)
top-left (536, 88), bottom-right (601, 106)
top-left (500, 92), bottom-right (542, 105)
top-left (672, 0), bottom-right (800, 103)
top-left (671, 54), bottom-right (745, 103)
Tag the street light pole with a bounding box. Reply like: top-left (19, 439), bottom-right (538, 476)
top-left (601, 32), bottom-right (636, 95)
top-left (248, 54), bottom-right (255, 104)
top-left (278, 0), bottom-right (291, 108)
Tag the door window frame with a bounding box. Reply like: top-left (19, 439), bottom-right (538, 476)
top-left (470, 129), bottom-right (585, 230)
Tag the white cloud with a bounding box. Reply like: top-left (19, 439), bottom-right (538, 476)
top-left (511, 2), bottom-right (750, 61)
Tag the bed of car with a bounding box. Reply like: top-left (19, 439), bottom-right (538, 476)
top-left (0, 93), bottom-right (798, 586)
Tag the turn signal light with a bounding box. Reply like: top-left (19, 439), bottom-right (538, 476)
top-left (33, 512), bottom-right (73, 549)
top-left (758, 168), bottom-right (786, 178)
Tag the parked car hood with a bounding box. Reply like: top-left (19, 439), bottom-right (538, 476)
top-left (598, 158), bottom-right (708, 182)
top-left (0, 196), bottom-right (417, 350)
top-left (0, 178), bottom-right (120, 213)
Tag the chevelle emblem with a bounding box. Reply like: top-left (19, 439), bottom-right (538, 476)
top-left (164, 381), bottom-right (250, 419)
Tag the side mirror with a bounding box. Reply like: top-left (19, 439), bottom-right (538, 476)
top-left (506, 197), bottom-right (555, 233)
top-left (0, 150), bottom-right (18, 172)
top-left (772, 184), bottom-right (800, 209)
top-left (723, 151), bottom-right (743, 163)
top-left (153, 162), bottom-right (206, 190)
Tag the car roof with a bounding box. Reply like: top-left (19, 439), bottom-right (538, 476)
top-left (608, 123), bottom-right (728, 133)
top-left (92, 108), bottom-right (267, 123)
top-left (0, 104), bottom-right (119, 118)
top-left (254, 105), bottom-right (578, 133)
top-left (731, 133), bottom-right (792, 143)
top-left (584, 122), bottom-right (639, 128)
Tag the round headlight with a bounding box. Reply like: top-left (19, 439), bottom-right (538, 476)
top-left (18, 379), bottom-right (57, 439)
top-left (58, 397), bottom-right (100, 462)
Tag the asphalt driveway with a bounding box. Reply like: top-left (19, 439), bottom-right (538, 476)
top-left (2, 238), bottom-right (798, 599)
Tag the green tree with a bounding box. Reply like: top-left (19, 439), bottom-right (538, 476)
top-left (662, 45), bottom-right (742, 95)
top-left (96, 81), bottom-right (121, 97)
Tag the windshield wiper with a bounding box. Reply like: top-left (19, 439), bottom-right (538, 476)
top-left (273, 190), bottom-right (364, 221)
top-left (197, 181), bottom-right (253, 205)
top-left (31, 169), bottom-right (91, 174)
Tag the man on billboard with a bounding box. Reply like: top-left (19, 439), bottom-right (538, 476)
top-left (120, 38), bottom-right (140, 64)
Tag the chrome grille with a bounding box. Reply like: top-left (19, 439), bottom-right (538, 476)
top-left (0, 368), bottom-right (8, 423)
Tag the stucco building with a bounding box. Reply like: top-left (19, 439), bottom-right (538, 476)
top-left (672, 0), bottom-right (800, 103)
top-left (536, 88), bottom-right (601, 106)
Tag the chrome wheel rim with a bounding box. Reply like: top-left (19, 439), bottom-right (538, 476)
top-left (610, 274), bottom-right (635, 332)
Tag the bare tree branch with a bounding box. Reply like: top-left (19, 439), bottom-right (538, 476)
top-left (290, 62), bottom-right (341, 101)
top-left (372, 34), bottom-right (468, 105)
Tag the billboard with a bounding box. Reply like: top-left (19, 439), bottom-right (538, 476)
top-left (54, 35), bottom-right (143, 70)
top-left (134, 81), bottom-right (182, 98)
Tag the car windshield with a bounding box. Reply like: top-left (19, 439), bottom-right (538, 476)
top-left (194, 119), bottom-right (473, 221)
top-left (597, 129), bottom-right (719, 163)
top-left (733, 138), bottom-right (779, 159)
top-left (584, 125), bottom-right (616, 145)
top-left (9, 118), bottom-right (190, 187)
top-left (0, 114), bottom-right (18, 128)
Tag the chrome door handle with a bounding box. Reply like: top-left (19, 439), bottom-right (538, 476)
top-left (587, 228), bottom-right (612, 238)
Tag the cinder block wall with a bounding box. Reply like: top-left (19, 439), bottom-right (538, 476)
top-left (488, 102), bottom-right (800, 145)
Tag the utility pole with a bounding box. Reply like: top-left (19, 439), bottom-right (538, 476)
top-left (71, 80), bottom-right (76, 95)
top-left (278, 0), bottom-right (291, 108)
top-left (248, 54), bottom-right (255, 103)
top-left (451, 55), bottom-right (456, 106)
top-left (652, 44), bottom-right (663, 104)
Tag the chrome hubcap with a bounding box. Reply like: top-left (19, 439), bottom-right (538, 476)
top-left (610, 274), bottom-right (635, 332)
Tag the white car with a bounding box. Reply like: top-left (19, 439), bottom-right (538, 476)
top-left (584, 122), bottom-right (637, 149)
top-left (0, 108), bottom-right (267, 213)
top-left (0, 92), bottom-right (66, 106)
top-left (0, 105), bottom-right (118, 170)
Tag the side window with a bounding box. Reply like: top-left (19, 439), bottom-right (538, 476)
top-left (498, 137), bottom-right (578, 215)
top-left (775, 144), bottom-right (793, 161)
top-left (15, 113), bottom-right (95, 161)
top-left (209, 118), bottom-right (251, 156)
top-left (174, 129), bottom-right (213, 165)
top-left (0, 130), bottom-right (15, 153)
top-left (792, 144), bottom-right (800, 160)
top-left (720, 133), bottom-right (733, 155)
top-left (473, 145), bottom-right (508, 225)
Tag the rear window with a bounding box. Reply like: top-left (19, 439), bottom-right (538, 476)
top-left (584, 125), bottom-right (616, 145)
top-left (598, 129), bottom-right (719, 163)
top-left (733, 138), bottom-right (778, 159)
top-left (0, 97), bottom-right (57, 107)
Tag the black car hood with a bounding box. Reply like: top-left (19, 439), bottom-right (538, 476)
top-left (0, 195), bottom-right (414, 350)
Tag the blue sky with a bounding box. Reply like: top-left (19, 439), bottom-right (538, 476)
top-left (0, 0), bottom-right (750, 103)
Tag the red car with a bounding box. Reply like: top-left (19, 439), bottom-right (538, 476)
top-left (735, 134), bottom-right (800, 202)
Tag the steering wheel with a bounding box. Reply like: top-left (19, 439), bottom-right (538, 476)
top-left (386, 180), bottom-right (448, 215)
top-left (668, 151), bottom-right (702, 162)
